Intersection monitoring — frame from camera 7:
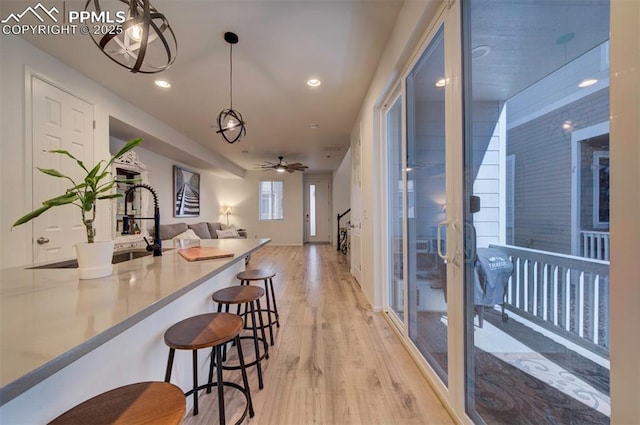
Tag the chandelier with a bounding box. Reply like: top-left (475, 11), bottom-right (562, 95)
top-left (84, 0), bottom-right (177, 73)
top-left (216, 32), bottom-right (246, 144)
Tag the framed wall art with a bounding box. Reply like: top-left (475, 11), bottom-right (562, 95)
top-left (173, 165), bottom-right (200, 217)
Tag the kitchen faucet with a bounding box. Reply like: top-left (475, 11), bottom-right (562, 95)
top-left (122, 184), bottom-right (162, 256)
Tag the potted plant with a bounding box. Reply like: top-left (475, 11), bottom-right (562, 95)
top-left (13, 137), bottom-right (143, 279)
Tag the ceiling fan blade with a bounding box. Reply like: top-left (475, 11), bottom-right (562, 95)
top-left (288, 164), bottom-right (308, 170)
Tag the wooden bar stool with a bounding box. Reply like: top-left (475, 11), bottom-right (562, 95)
top-left (236, 269), bottom-right (280, 345)
top-left (211, 285), bottom-right (269, 390)
top-left (164, 313), bottom-right (253, 424)
top-left (48, 381), bottom-right (185, 425)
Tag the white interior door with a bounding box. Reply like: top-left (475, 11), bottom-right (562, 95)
top-left (31, 76), bottom-right (94, 264)
top-left (304, 179), bottom-right (331, 243)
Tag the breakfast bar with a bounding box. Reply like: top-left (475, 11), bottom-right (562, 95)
top-left (0, 238), bottom-right (270, 424)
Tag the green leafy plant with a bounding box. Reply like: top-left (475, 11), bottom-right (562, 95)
top-left (13, 138), bottom-right (143, 243)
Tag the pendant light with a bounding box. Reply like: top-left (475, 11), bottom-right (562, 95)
top-left (217, 32), bottom-right (246, 144)
top-left (84, 0), bottom-right (177, 74)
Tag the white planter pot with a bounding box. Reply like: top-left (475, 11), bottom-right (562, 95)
top-left (75, 241), bottom-right (114, 280)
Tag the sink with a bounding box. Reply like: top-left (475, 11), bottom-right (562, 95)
top-left (29, 248), bottom-right (173, 269)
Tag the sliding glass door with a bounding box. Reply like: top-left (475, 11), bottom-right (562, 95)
top-left (463, 1), bottom-right (611, 424)
top-left (382, 1), bottom-right (613, 423)
top-left (386, 95), bottom-right (404, 322)
top-left (405, 26), bottom-right (449, 382)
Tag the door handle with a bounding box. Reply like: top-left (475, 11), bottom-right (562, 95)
top-left (437, 220), bottom-right (449, 261)
top-left (464, 222), bottom-right (477, 263)
top-left (36, 237), bottom-right (50, 245)
top-left (437, 221), bottom-right (461, 266)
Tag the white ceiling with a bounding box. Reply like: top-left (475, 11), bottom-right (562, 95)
top-left (2, 0), bottom-right (404, 174)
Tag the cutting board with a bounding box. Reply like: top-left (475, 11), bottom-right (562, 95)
top-left (177, 246), bottom-right (235, 261)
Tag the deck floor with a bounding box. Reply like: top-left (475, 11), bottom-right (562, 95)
top-left (415, 310), bottom-right (610, 424)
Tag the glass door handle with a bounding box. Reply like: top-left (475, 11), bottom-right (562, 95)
top-left (464, 222), bottom-right (477, 263)
top-left (437, 220), bottom-right (450, 262)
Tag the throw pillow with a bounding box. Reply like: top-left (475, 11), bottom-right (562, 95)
top-left (159, 222), bottom-right (188, 240)
top-left (172, 229), bottom-right (200, 240)
top-left (188, 222), bottom-right (212, 239)
top-left (216, 228), bottom-right (240, 239)
top-left (207, 222), bottom-right (223, 239)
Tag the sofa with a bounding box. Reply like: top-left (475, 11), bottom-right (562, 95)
top-left (159, 222), bottom-right (247, 241)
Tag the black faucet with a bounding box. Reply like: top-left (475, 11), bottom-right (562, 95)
top-left (122, 184), bottom-right (162, 257)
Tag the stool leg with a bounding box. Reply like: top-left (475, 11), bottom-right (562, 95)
top-left (235, 335), bottom-right (254, 417)
top-left (263, 279), bottom-right (275, 345)
top-left (223, 303), bottom-right (231, 362)
top-left (164, 348), bottom-right (175, 382)
top-left (269, 277), bottom-right (280, 328)
top-left (192, 350), bottom-right (199, 416)
top-left (215, 345), bottom-right (226, 425)
top-left (206, 347), bottom-right (216, 394)
top-left (256, 298), bottom-right (269, 359)
top-left (249, 300), bottom-right (264, 389)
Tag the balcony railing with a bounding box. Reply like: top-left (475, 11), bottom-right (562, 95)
top-left (580, 230), bottom-right (610, 261)
top-left (490, 244), bottom-right (610, 357)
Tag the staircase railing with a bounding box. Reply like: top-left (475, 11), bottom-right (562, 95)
top-left (337, 209), bottom-right (351, 252)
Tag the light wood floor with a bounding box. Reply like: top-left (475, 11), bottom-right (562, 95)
top-left (183, 244), bottom-right (454, 425)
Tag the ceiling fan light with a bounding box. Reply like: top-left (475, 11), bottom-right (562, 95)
top-left (260, 156), bottom-right (308, 173)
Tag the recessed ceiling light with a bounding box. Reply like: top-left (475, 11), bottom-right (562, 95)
top-left (578, 78), bottom-right (598, 88)
top-left (435, 78), bottom-right (446, 88)
top-left (155, 80), bottom-right (171, 88)
top-left (310, 123), bottom-right (320, 129)
top-left (307, 78), bottom-right (321, 87)
top-left (471, 45), bottom-right (491, 59)
top-left (562, 120), bottom-right (574, 131)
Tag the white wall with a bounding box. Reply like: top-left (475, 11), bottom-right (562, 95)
top-left (212, 170), bottom-right (304, 245)
top-left (332, 148), bottom-right (352, 247)
top-left (110, 138), bottom-right (227, 229)
top-left (350, 0), bottom-right (442, 307)
top-left (111, 138), bottom-right (304, 245)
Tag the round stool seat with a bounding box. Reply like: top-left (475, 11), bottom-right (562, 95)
top-left (49, 381), bottom-right (185, 425)
top-left (164, 313), bottom-right (243, 350)
top-left (213, 285), bottom-right (264, 304)
top-left (164, 313), bottom-right (254, 422)
top-left (211, 285), bottom-right (270, 390)
top-left (236, 269), bottom-right (276, 281)
top-left (236, 269), bottom-right (280, 346)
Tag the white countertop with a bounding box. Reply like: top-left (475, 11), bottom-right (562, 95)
top-left (0, 238), bottom-right (270, 405)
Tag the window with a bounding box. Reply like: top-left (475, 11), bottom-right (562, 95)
top-left (259, 181), bottom-right (284, 220)
top-left (309, 184), bottom-right (316, 236)
top-left (593, 151), bottom-right (610, 228)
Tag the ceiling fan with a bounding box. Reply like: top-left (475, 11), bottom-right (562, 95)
top-left (258, 156), bottom-right (308, 173)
